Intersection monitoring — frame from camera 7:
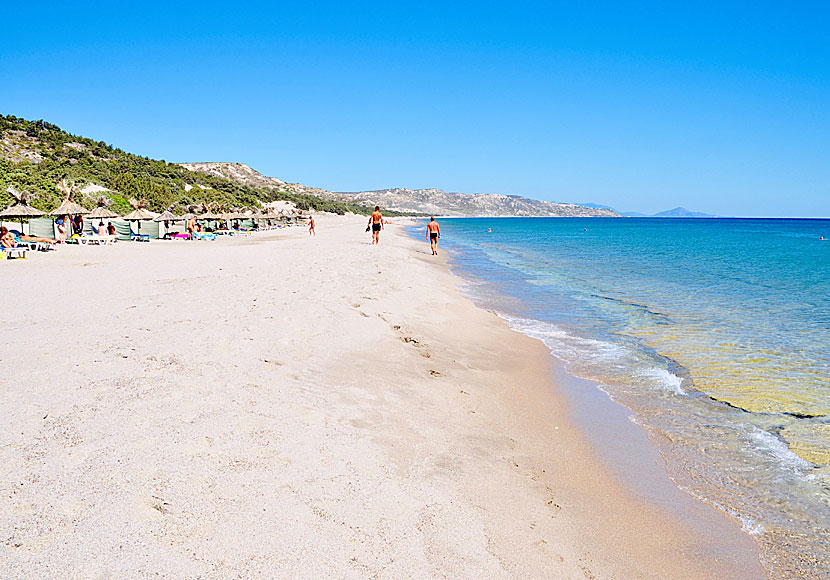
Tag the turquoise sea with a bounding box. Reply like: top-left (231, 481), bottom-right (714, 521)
top-left (412, 217), bottom-right (830, 578)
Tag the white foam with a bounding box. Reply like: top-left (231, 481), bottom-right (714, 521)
top-left (637, 367), bottom-right (686, 395)
top-left (745, 425), bottom-right (813, 473)
top-left (500, 314), bottom-right (627, 364)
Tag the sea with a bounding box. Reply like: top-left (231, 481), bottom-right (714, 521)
top-left (411, 217), bottom-right (830, 578)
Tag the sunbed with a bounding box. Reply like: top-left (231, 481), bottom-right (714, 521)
top-left (74, 234), bottom-right (117, 245)
top-left (193, 232), bottom-right (217, 241)
top-left (12, 234), bottom-right (54, 252)
top-left (1, 246), bottom-right (27, 259)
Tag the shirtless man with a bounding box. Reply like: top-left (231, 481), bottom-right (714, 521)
top-left (308, 215), bottom-right (315, 236)
top-left (426, 217), bottom-right (441, 255)
top-left (186, 216), bottom-right (197, 238)
top-left (368, 206), bottom-right (384, 244)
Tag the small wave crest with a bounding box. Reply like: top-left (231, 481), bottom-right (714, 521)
top-left (744, 425), bottom-right (813, 474)
top-left (500, 313), bottom-right (687, 397)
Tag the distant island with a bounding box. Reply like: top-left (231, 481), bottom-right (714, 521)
top-left (620, 207), bottom-right (717, 218)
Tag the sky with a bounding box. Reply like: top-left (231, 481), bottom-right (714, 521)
top-left (1, 1), bottom-right (828, 216)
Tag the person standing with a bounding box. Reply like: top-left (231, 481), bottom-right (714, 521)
top-left (426, 217), bottom-right (441, 255)
top-left (368, 206), bottom-right (384, 244)
top-left (308, 215), bottom-right (315, 236)
top-left (56, 218), bottom-right (67, 243)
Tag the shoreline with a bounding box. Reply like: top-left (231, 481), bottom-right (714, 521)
top-left (401, 222), bottom-right (766, 578)
top-left (1, 216), bottom-right (764, 578)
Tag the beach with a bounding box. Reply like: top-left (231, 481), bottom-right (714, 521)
top-left (1, 216), bottom-right (765, 579)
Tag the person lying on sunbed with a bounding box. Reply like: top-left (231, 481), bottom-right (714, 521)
top-left (19, 233), bottom-right (57, 245)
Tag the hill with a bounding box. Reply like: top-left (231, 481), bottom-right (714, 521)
top-left (0, 115), bottom-right (381, 215)
top-left (335, 188), bottom-right (620, 217)
top-left (183, 163), bottom-right (619, 218)
top-left (1, 114), bottom-right (619, 218)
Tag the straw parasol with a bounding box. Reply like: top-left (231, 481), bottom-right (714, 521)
top-left (51, 178), bottom-right (90, 217)
top-left (153, 209), bottom-right (182, 222)
top-left (86, 196), bottom-right (120, 220)
top-left (0, 186), bottom-right (46, 229)
top-left (122, 198), bottom-right (155, 237)
top-left (153, 207), bottom-right (183, 237)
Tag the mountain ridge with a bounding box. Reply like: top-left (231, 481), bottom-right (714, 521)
top-left (181, 162), bottom-right (620, 218)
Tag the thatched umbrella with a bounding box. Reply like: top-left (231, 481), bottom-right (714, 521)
top-left (153, 207), bottom-right (183, 237)
top-left (50, 179), bottom-right (90, 239)
top-left (0, 186), bottom-right (45, 230)
top-left (153, 209), bottom-right (182, 222)
top-left (122, 198), bottom-right (155, 237)
top-left (259, 207), bottom-right (279, 226)
top-left (51, 179), bottom-right (90, 216)
top-left (86, 196), bottom-right (120, 220)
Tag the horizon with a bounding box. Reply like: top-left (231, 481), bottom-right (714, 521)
top-left (2, 2), bottom-right (828, 217)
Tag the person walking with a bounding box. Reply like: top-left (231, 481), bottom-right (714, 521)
top-left (308, 215), bottom-right (315, 236)
top-left (426, 217), bottom-right (441, 255)
top-left (368, 206), bottom-right (384, 244)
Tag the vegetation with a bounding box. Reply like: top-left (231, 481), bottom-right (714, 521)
top-left (0, 115), bottom-right (398, 216)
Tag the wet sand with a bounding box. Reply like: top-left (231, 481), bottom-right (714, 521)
top-left (0, 216), bottom-right (765, 578)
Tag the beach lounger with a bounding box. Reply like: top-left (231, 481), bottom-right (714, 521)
top-left (1, 246), bottom-right (27, 259)
top-left (193, 232), bottom-right (217, 241)
top-left (74, 234), bottom-right (115, 245)
top-left (130, 234), bottom-right (151, 242)
top-left (12, 235), bottom-right (53, 252)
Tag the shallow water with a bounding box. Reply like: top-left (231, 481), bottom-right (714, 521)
top-left (412, 217), bottom-right (830, 578)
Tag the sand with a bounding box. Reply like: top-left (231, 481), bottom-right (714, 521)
top-left (0, 216), bottom-right (766, 579)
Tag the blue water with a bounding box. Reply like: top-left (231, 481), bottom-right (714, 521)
top-left (412, 217), bottom-right (830, 578)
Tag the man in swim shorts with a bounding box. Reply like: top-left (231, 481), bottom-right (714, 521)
top-left (426, 217), bottom-right (440, 255)
top-left (368, 206), bottom-right (384, 244)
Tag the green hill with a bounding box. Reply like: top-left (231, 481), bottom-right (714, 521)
top-left (0, 114), bottom-right (381, 216)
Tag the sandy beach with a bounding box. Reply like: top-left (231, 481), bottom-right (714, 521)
top-left (1, 216), bottom-right (766, 579)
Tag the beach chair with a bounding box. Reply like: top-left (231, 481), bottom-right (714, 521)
top-left (130, 234), bottom-right (151, 242)
top-left (1, 246), bottom-right (27, 259)
top-left (193, 232), bottom-right (217, 241)
top-left (11, 234), bottom-right (52, 252)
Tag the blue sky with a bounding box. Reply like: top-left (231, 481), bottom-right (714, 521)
top-left (2, 1), bottom-right (828, 216)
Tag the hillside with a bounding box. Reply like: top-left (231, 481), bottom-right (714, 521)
top-left (183, 163), bottom-right (619, 218)
top-left (337, 188), bottom-right (620, 217)
top-left (0, 115), bottom-right (378, 215)
top-left (1, 114), bottom-right (619, 218)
